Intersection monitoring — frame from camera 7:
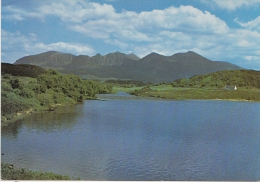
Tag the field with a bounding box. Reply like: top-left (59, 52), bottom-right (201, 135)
top-left (113, 84), bottom-right (260, 102)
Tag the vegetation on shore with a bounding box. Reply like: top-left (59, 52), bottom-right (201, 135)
top-left (1, 163), bottom-right (79, 180)
top-left (1, 68), bottom-right (112, 124)
top-left (171, 69), bottom-right (260, 88)
top-left (130, 86), bottom-right (260, 101)
top-left (105, 79), bottom-right (148, 93)
top-left (112, 70), bottom-right (260, 101)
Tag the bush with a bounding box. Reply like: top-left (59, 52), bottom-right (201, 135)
top-left (1, 82), bottom-right (13, 92)
top-left (10, 78), bottom-right (21, 89)
top-left (20, 88), bottom-right (35, 98)
top-left (1, 93), bottom-right (28, 116)
top-left (36, 93), bottom-right (54, 107)
top-left (2, 74), bottom-right (12, 79)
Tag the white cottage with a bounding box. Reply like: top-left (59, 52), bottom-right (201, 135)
top-left (225, 85), bottom-right (237, 90)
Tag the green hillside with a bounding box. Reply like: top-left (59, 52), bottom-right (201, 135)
top-left (128, 70), bottom-right (260, 101)
top-left (1, 68), bottom-right (112, 124)
top-left (171, 69), bottom-right (260, 88)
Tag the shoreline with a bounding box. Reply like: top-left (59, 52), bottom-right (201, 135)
top-left (1, 163), bottom-right (79, 180)
top-left (2, 93), bottom-right (259, 127)
top-left (127, 87), bottom-right (260, 102)
top-left (97, 93), bottom-right (259, 102)
top-left (1, 97), bottom-right (98, 127)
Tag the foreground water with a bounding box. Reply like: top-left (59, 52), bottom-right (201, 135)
top-left (2, 93), bottom-right (260, 180)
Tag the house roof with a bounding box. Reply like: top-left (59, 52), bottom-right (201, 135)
top-left (225, 85), bottom-right (237, 90)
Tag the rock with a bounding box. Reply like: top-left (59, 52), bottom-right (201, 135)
top-left (48, 108), bottom-right (54, 111)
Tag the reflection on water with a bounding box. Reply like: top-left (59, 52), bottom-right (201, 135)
top-left (1, 94), bottom-right (260, 180)
top-left (2, 104), bottom-right (83, 136)
top-left (1, 120), bottom-right (23, 139)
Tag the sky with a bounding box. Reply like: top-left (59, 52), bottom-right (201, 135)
top-left (1, 0), bottom-right (260, 70)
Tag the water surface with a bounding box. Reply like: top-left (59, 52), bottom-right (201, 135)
top-left (2, 93), bottom-right (260, 180)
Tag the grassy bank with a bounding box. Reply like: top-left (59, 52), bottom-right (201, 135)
top-left (123, 84), bottom-right (260, 101)
top-left (1, 163), bottom-right (79, 180)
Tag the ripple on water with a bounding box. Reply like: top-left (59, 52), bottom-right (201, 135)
top-left (2, 98), bottom-right (260, 180)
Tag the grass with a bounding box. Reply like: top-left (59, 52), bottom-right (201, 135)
top-left (150, 84), bottom-right (175, 91)
top-left (128, 84), bottom-right (260, 101)
top-left (1, 163), bottom-right (80, 180)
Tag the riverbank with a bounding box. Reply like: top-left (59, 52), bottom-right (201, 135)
top-left (1, 97), bottom-right (99, 127)
top-left (1, 71), bottom-right (113, 127)
top-left (1, 163), bottom-right (79, 180)
top-left (96, 92), bottom-right (165, 101)
top-left (132, 87), bottom-right (260, 102)
top-left (113, 85), bottom-right (260, 102)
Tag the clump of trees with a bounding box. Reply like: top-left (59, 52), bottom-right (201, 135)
top-left (1, 69), bottom-right (112, 121)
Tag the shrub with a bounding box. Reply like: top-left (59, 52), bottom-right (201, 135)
top-left (36, 93), bottom-right (54, 107)
top-left (2, 74), bottom-right (12, 79)
top-left (1, 82), bottom-right (13, 92)
top-left (1, 93), bottom-right (28, 116)
top-left (20, 88), bottom-right (35, 98)
top-left (10, 78), bottom-right (21, 89)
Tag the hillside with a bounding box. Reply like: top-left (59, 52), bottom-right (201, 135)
top-left (171, 69), bottom-right (260, 88)
top-left (14, 51), bottom-right (241, 83)
top-left (1, 68), bottom-right (112, 123)
top-left (1, 63), bottom-right (46, 78)
top-left (127, 70), bottom-right (260, 101)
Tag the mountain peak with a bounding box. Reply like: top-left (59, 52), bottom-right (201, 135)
top-left (172, 51), bottom-right (199, 56)
top-left (127, 53), bottom-right (140, 60)
top-left (94, 53), bottom-right (103, 57)
top-left (171, 51), bottom-right (210, 62)
top-left (144, 52), bottom-right (164, 59)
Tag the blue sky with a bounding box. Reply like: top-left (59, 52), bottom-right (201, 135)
top-left (1, 0), bottom-right (260, 70)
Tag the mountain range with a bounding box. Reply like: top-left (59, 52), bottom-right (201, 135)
top-left (14, 51), bottom-right (241, 83)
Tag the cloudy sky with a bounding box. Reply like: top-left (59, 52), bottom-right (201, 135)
top-left (1, 0), bottom-right (260, 70)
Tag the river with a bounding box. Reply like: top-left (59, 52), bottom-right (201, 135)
top-left (1, 92), bottom-right (260, 180)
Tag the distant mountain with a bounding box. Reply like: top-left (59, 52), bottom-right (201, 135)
top-left (14, 50), bottom-right (241, 83)
top-left (15, 51), bottom-right (139, 69)
top-left (1, 63), bottom-right (46, 78)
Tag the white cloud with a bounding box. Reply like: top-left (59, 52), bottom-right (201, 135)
top-left (104, 39), bottom-right (128, 49)
top-left (243, 55), bottom-right (260, 70)
top-left (2, 2), bottom-right (229, 39)
top-left (1, 30), bottom-right (95, 63)
top-left (136, 6), bottom-right (229, 34)
top-left (235, 16), bottom-right (260, 31)
top-left (39, 1), bottom-right (117, 23)
top-left (2, 1), bottom-right (260, 69)
top-left (203, 0), bottom-right (260, 10)
top-left (244, 55), bottom-right (259, 61)
top-left (2, 5), bottom-right (45, 21)
top-left (33, 42), bottom-right (94, 55)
